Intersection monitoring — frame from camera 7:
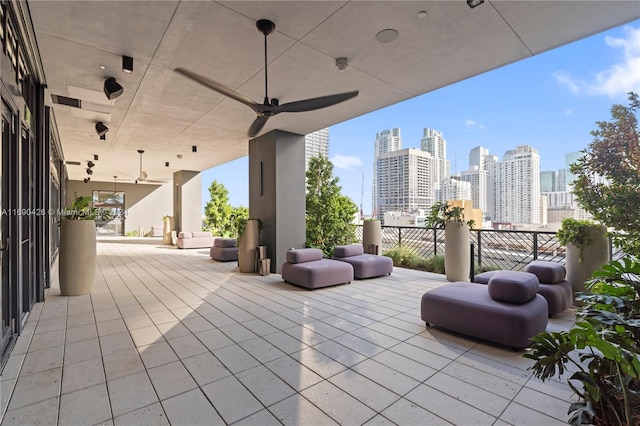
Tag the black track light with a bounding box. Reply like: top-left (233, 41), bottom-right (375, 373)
top-left (100, 134), bottom-right (106, 141)
top-left (104, 77), bottom-right (123, 100)
top-left (93, 154), bottom-right (99, 161)
top-left (87, 161), bottom-right (95, 168)
top-left (86, 168), bottom-right (93, 175)
top-left (83, 177), bottom-right (91, 183)
top-left (95, 122), bottom-right (109, 137)
top-left (192, 145), bottom-right (197, 153)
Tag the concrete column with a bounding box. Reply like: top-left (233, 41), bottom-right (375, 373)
top-left (249, 130), bottom-right (306, 273)
top-left (173, 170), bottom-right (202, 232)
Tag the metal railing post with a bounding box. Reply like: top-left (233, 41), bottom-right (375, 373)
top-left (470, 243), bottom-right (475, 282)
top-left (477, 230), bottom-right (482, 267)
top-left (433, 227), bottom-right (438, 256)
top-left (533, 232), bottom-right (538, 260)
top-left (398, 227), bottom-right (402, 248)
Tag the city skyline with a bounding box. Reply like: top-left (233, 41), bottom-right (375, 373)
top-left (201, 21), bottom-right (640, 216)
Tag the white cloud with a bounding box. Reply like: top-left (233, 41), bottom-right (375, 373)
top-left (331, 154), bottom-right (362, 171)
top-left (564, 108), bottom-right (573, 116)
top-left (465, 118), bottom-right (485, 130)
top-left (554, 25), bottom-right (640, 97)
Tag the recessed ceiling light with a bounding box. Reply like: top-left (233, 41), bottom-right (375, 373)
top-left (417, 11), bottom-right (427, 18)
top-left (375, 29), bottom-right (399, 43)
top-left (99, 65), bottom-right (106, 70)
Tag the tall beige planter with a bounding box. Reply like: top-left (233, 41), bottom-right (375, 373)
top-left (566, 225), bottom-right (609, 294)
top-left (363, 220), bottom-right (382, 254)
top-left (59, 220), bottom-right (96, 296)
top-left (238, 219), bottom-right (260, 273)
top-left (163, 216), bottom-right (175, 245)
top-left (444, 222), bottom-right (470, 282)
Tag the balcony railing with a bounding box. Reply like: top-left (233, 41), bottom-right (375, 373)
top-left (354, 225), bottom-right (621, 272)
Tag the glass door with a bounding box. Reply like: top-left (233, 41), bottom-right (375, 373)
top-left (1, 101), bottom-right (14, 355)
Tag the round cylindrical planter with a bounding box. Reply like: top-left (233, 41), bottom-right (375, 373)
top-left (59, 220), bottom-right (96, 296)
top-left (444, 222), bottom-right (470, 282)
top-left (163, 217), bottom-right (175, 245)
top-left (238, 220), bottom-right (260, 273)
top-left (363, 220), bottom-right (382, 255)
top-left (566, 225), bottom-right (609, 294)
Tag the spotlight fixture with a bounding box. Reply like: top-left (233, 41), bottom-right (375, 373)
top-left (83, 177), bottom-right (91, 184)
top-left (103, 77), bottom-right (123, 100)
top-left (86, 168), bottom-right (93, 175)
top-left (165, 162), bottom-right (170, 167)
top-left (177, 154), bottom-right (183, 159)
top-left (93, 154), bottom-right (99, 161)
top-left (192, 145), bottom-right (197, 153)
top-left (95, 122), bottom-right (109, 137)
top-left (467, 0), bottom-right (484, 8)
top-left (87, 161), bottom-right (95, 168)
top-left (122, 55), bottom-right (133, 74)
top-left (100, 134), bottom-right (106, 141)
top-left (335, 57), bottom-right (349, 72)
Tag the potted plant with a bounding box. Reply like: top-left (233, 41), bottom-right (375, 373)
top-left (426, 201), bottom-right (475, 282)
top-left (237, 217), bottom-right (263, 273)
top-left (556, 218), bottom-right (609, 294)
top-left (59, 194), bottom-right (97, 296)
top-left (525, 257), bottom-right (640, 425)
top-left (362, 218), bottom-right (382, 255)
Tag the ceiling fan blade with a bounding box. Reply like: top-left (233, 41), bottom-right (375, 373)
top-left (248, 116), bottom-right (270, 138)
top-left (174, 68), bottom-right (262, 113)
top-left (276, 91), bottom-right (359, 114)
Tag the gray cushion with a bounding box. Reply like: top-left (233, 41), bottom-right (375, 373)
top-left (525, 260), bottom-right (566, 284)
top-left (488, 271), bottom-right (539, 304)
top-left (215, 238), bottom-right (237, 248)
top-left (178, 232), bottom-right (192, 239)
top-left (286, 248), bottom-right (323, 264)
top-left (333, 245), bottom-right (364, 257)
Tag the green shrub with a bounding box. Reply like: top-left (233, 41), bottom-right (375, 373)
top-left (125, 230), bottom-right (138, 237)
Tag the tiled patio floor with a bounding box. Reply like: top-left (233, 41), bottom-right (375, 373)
top-left (0, 237), bottom-right (577, 425)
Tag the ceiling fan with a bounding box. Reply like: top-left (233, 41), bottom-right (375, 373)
top-left (134, 150), bottom-right (167, 184)
top-left (175, 19), bottom-right (359, 138)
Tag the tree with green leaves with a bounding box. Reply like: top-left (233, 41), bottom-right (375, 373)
top-left (306, 156), bottom-right (359, 256)
top-left (203, 180), bottom-right (233, 236)
top-left (570, 92), bottom-right (640, 258)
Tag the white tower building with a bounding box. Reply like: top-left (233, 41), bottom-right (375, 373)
top-left (420, 128), bottom-right (450, 190)
top-left (491, 145), bottom-right (541, 224)
top-left (372, 128), bottom-right (402, 216)
top-left (305, 128), bottom-right (329, 171)
top-left (376, 148), bottom-right (434, 220)
top-left (438, 176), bottom-right (472, 203)
top-left (460, 167), bottom-right (490, 220)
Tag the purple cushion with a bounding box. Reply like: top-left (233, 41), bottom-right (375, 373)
top-left (525, 261), bottom-right (566, 284)
top-left (488, 271), bottom-right (539, 304)
top-left (215, 238), bottom-right (237, 248)
top-left (333, 245), bottom-right (364, 257)
top-left (473, 271), bottom-right (496, 284)
top-left (178, 232), bottom-right (192, 239)
top-left (286, 248), bottom-right (323, 264)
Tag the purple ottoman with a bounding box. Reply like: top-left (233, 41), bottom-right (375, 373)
top-left (475, 262), bottom-right (572, 316)
top-left (282, 248), bottom-right (354, 289)
top-left (421, 274), bottom-right (548, 349)
top-left (210, 238), bottom-right (238, 262)
top-left (332, 245), bottom-right (393, 279)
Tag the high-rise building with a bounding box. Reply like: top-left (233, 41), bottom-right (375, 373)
top-left (305, 128), bottom-right (329, 171)
top-left (556, 169), bottom-right (567, 192)
top-left (460, 166), bottom-right (490, 220)
top-left (438, 176), bottom-right (472, 203)
top-left (469, 146), bottom-right (497, 171)
top-left (420, 128), bottom-right (450, 190)
top-left (565, 151), bottom-right (583, 189)
top-left (372, 128), bottom-right (402, 215)
top-left (540, 171), bottom-right (556, 192)
top-left (376, 148), bottom-right (434, 220)
top-left (491, 145), bottom-right (541, 224)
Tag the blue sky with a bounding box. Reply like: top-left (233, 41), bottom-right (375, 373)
top-left (202, 21), bottom-right (640, 216)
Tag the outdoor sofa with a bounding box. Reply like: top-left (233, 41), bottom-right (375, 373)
top-left (210, 237), bottom-right (238, 261)
top-left (176, 231), bottom-right (215, 249)
top-left (332, 244), bottom-right (393, 279)
top-left (281, 248), bottom-right (353, 289)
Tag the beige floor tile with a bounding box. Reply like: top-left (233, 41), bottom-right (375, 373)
top-left (59, 383), bottom-right (111, 425)
top-left (7, 367), bottom-right (61, 410)
top-left (147, 360), bottom-right (197, 400)
top-left (107, 371), bottom-right (158, 417)
top-left (269, 394), bottom-right (340, 426)
top-left (212, 344), bottom-right (260, 374)
top-left (371, 350), bottom-right (437, 382)
top-left (61, 357), bottom-right (105, 394)
top-left (264, 356), bottom-right (323, 392)
top-left (96, 318), bottom-right (128, 337)
top-left (238, 337), bottom-right (286, 364)
top-left (99, 331), bottom-right (136, 356)
top-left (301, 380), bottom-right (376, 425)
top-left (65, 323), bottom-right (98, 344)
top-left (103, 348), bottom-right (145, 381)
top-left (260, 331), bottom-right (308, 354)
top-left (381, 398), bottom-right (453, 426)
top-left (312, 340), bottom-right (368, 367)
top-left (166, 334), bottom-right (208, 359)
top-left (236, 365), bottom-right (296, 406)
top-left (329, 369), bottom-right (400, 412)
top-left (181, 352), bottom-right (231, 386)
top-left (514, 387), bottom-right (572, 422)
top-left (193, 328), bottom-right (234, 351)
top-left (232, 408), bottom-right (282, 426)
top-left (137, 341), bottom-right (179, 369)
top-left (155, 321), bottom-right (192, 339)
top-left (147, 310), bottom-right (178, 325)
top-left (201, 376), bottom-right (263, 424)
top-left (129, 325), bottom-right (164, 347)
top-left (499, 402), bottom-right (567, 425)
top-left (161, 389), bottom-right (225, 425)
top-left (27, 329), bottom-right (65, 351)
top-left (2, 397), bottom-right (58, 426)
top-left (123, 314), bottom-right (155, 330)
top-left (113, 402), bottom-right (169, 426)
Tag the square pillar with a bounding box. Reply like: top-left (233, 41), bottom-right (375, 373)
top-left (249, 130), bottom-right (305, 273)
top-left (173, 170), bottom-right (202, 232)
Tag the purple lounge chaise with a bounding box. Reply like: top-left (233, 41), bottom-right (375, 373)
top-left (332, 245), bottom-right (393, 279)
top-left (421, 271), bottom-right (548, 349)
top-left (281, 248), bottom-right (353, 289)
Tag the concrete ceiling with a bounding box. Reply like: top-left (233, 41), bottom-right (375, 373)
top-left (28, 1), bottom-right (640, 183)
